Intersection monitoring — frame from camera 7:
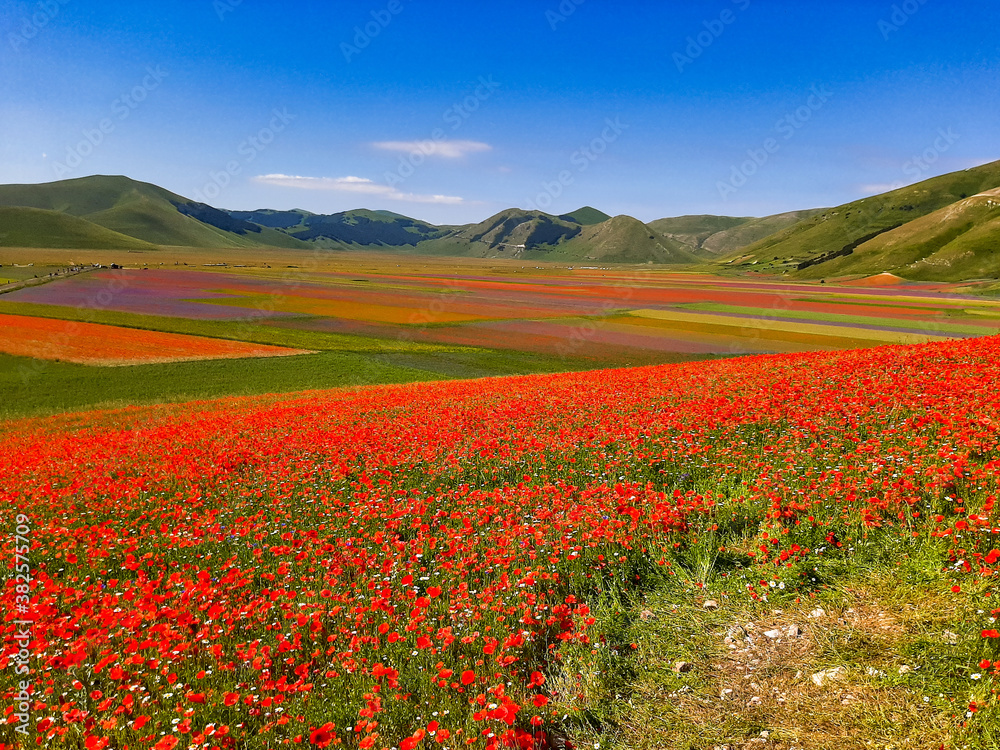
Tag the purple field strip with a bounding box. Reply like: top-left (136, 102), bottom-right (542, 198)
top-left (0, 270), bottom-right (299, 321)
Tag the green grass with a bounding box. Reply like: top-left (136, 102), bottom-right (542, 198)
top-left (546, 502), bottom-right (999, 750)
top-left (0, 266), bottom-right (51, 282)
top-left (0, 351), bottom-right (432, 419)
top-left (0, 343), bottom-right (630, 420)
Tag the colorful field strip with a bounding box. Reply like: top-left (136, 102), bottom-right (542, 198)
top-left (3, 266), bottom-right (1000, 362)
top-left (627, 308), bottom-right (952, 344)
top-left (0, 314), bottom-right (312, 366)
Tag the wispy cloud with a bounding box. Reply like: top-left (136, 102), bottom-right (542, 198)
top-left (253, 174), bottom-right (467, 205)
top-left (371, 140), bottom-right (492, 159)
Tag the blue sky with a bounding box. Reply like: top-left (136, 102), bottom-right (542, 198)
top-left (1, 0), bottom-right (997, 224)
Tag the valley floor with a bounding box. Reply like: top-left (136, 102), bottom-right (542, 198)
top-left (2, 248), bottom-right (999, 419)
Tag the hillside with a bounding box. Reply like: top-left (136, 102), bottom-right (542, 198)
top-left (728, 159), bottom-right (1000, 272)
top-left (558, 206), bottom-right (612, 225)
top-left (227, 208), bottom-right (447, 248)
top-left (537, 214), bottom-right (699, 263)
top-left (0, 176), bottom-right (308, 249)
top-left (409, 209), bottom-right (696, 263)
top-left (650, 210), bottom-right (823, 257)
top-left (796, 187), bottom-right (1000, 281)
top-left (5, 164), bottom-right (998, 272)
top-left (0, 206), bottom-right (157, 250)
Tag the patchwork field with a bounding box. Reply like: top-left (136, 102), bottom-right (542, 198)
top-left (2, 249), bottom-right (1000, 418)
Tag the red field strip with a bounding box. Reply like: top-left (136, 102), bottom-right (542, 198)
top-left (0, 314), bottom-right (311, 366)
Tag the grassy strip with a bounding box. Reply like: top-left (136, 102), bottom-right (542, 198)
top-left (0, 345), bottom-right (649, 420)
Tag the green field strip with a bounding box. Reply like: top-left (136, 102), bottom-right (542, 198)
top-left (793, 291), bottom-right (1000, 308)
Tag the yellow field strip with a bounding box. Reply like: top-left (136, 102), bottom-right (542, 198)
top-left (627, 309), bottom-right (953, 344)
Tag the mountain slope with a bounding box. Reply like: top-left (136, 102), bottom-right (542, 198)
top-left (727, 160), bottom-right (1000, 272)
top-left (650, 210), bottom-right (823, 257)
top-left (559, 206), bottom-right (612, 225)
top-left (796, 188), bottom-right (1000, 281)
top-left (0, 206), bottom-right (158, 250)
top-left (540, 215), bottom-right (699, 263)
top-left (0, 176), bottom-right (308, 249)
top-left (393, 210), bottom-right (695, 263)
top-left (227, 208), bottom-right (447, 248)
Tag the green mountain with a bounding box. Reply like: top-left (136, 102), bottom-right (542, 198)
top-left (411, 210), bottom-right (696, 264)
top-left (0, 206), bottom-right (157, 250)
top-left (558, 206), bottom-right (612, 225)
top-left (0, 175), bottom-right (308, 249)
top-left (651, 210), bottom-right (824, 256)
top-left (546, 215), bottom-right (699, 264)
top-left (228, 208), bottom-right (448, 248)
top-left (726, 160), bottom-right (1000, 273)
top-left (8, 164), bottom-right (997, 274)
top-left (796, 187), bottom-right (1000, 281)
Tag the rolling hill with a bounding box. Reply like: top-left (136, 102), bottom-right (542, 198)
top-left (406, 209), bottom-right (696, 263)
top-left (727, 159), bottom-right (1000, 274)
top-left (4, 162), bottom-right (999, 274)
top-left (0, 206), bottom-right (157, 250)
top-left (651, 210), bottom-right (824, 257)
top-left (543, 215), bottom-right (699, 263)
top-left (229, 208), bottom-right (448, 248)
top-left (795, 187), bottom-right (1000, 281)
top-left (558, 206), bottom-right (612, 225)
top-left (0, 176), bottom-right (308, 249)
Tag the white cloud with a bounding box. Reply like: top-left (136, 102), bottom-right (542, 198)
top-left (253, 174), bottom-right (467, 205)
top-left (371, 139), bottom-right (492, 159)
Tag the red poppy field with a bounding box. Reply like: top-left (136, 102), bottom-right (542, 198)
top-left (0, 315), bottom-right (312, 366)
top-left (3, 336), bottom-right (1000, 749)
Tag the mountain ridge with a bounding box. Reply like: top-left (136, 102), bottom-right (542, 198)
top-left (1, 164), bottom-right (998, 277)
